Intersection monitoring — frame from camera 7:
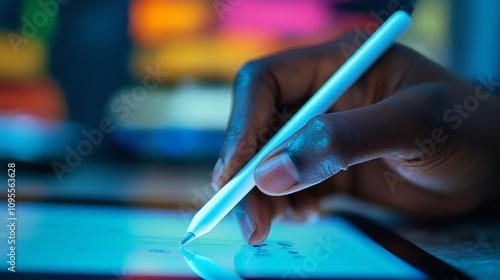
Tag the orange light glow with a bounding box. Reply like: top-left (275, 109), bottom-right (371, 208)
top-left (129, 0), bottom-right (212, 48)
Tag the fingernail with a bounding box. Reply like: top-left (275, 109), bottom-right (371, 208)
top-left (235, 208), bottom-right (256, 243)
top-left (211, 158), bottom-right (224, 191)
top-left (255, 153), bottom-right (299, 194)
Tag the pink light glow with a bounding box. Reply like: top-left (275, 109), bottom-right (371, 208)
top-left (220, 0), bottom-right (338, 36)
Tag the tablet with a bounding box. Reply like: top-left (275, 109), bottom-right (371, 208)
top-left (0, 202), bottom-right (469, 279)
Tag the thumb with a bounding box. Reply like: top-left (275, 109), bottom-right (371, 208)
top-left (254, 86), bottom-right (446, 195)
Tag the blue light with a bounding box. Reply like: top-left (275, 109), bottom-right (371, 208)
top-left (3, 202), bottom-right (427, 279)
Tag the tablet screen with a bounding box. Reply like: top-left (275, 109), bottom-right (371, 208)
top-left (1, 202), bottom-right (427, 279)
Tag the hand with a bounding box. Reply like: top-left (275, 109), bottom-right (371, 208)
top-left (211, 31), bottom-right (500, 245)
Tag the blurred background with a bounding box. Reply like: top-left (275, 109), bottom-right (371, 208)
top-left (0, 0), bottom-right (499, 207)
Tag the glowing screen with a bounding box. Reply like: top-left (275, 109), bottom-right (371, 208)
top-left (0, 202), bottom-right (427, 279)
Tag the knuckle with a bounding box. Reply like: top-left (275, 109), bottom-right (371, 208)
top-left (307, 115), bottom-right (331, 132)
top-left (234, 60), bottom-right (264, 86)
top-left (289, 114), bottom-right (352, 180)
top-left (233, 59), bottom-right (277, 98)
top-left (305, 115), bottom-right (352, 159)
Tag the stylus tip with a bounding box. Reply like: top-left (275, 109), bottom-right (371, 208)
top-left (180, 232), bottom-right (196, 245)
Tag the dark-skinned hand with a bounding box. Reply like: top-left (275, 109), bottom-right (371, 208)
top-left (211, 31), bottom-right (500, 245)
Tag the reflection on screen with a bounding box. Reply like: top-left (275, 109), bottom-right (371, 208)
top-left (0, 203), bottom-right (427, 279)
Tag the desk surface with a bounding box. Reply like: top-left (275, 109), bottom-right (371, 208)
top-left (399, 221), bottom-right (500, 280)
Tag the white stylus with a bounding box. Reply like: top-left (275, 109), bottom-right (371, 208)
top-left (181, 9), bottom-right (412, 245)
